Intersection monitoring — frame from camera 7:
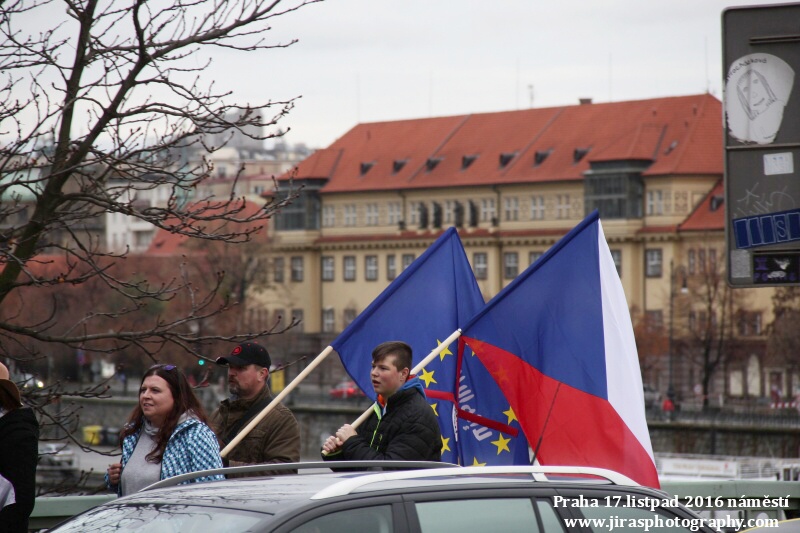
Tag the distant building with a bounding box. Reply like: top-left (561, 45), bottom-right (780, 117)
top-left (251, 94), bottom-right (785, 403)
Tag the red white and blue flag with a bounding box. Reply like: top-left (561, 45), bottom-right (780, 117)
top-left (460, 211), bottom-right (659, 487)
top-left (331, 227), bottom-right (529, 466)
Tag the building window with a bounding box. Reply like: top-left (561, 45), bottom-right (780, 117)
top-left (322, 205), bottom-right (335, 227)
top-left (409, 202), bottom-right (420, 225)
top-left (365, 203), bottom-right (379, 225)
top-left (344, 204), bottom-right (357, 226)
top-left (503, 252), bottom-right (519, 279)
top-left (646, 190), bottom-right (664, 215)
top-left (688, 249), bottom-right (696, 275)
top-left (343, 308), bottom-right (358, 327)
top-left (556, 194), bottom-right (570, 219)
top-left (709, 248), bottom-right (717, 273)
top-left (386, 254), bottom-right (397, 280)
top-left (291, 309), bottom-right (304, 333)
top-left (583, 171), bottom-right (644, 219)
top-left (322, 308), bottom-right (335, 333)
top-left (321, 256), bottom-right (334, 281)
top-left (343, 256), bottom-right (356, 281)
top-left (388, 202), bottom-right (401, 225)
top-left (402, 253), bottom-right (415, 270)
top-left (290, 256), bottom-right (304, 282)
top-left (365, 255), bottom-right (378, 281)
top-left (529, 251), bottom-right (543, 266)
top-left (645, 249), bottom-right (662, 278)
top-left (444, 200), bottom-right (454, 224)
top-left (473, 252), bottom-right (488, 280)
top-left (480, 198), bottom-right (496, 222)
top-left (504, 197), bottom-right (519, 221)
top-left (610, 249), bottom-right (622, 277)
top-left (530, 196), bottom-right (545, 220)
top-left (738, 311), bottom-right (763, 336)
top-left (273, 257), bottom-right (285, 283)
top-left (698, 248), bottom-right (706, 274)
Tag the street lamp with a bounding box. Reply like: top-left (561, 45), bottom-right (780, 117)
top-left (667, 259), bottom-right (688, 403)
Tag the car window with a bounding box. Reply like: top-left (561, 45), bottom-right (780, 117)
top-left (537, 500), bottom-right (567, 532)
top-left (415, 498), bottom-right (540, 532)
top-left (293, 505), bottom-right (393, 533)
top-left (578, 503), bottom-right (701, 532)
top-left (48, 504), bottom-right (267, 533)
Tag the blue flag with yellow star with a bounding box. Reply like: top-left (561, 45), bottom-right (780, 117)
top-left (330, 227), bottom-right (529, 465)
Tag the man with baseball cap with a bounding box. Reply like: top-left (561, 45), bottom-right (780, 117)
top-left (0, 362), bottom-right (38, 533)
top-left (210, 342), bottom-right (300, 476)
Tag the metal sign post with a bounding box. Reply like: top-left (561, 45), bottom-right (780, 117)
top-left (723, 3), bottom-right (800, 287)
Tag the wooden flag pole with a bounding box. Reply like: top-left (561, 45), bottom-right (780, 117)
top-left (221, 345), bottom-right (334, 458)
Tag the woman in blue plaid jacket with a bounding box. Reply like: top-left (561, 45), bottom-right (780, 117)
top-left (105, 364), bottom-right (224, 496)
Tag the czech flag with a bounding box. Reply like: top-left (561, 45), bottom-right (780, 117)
top-left (460, 211), bottom-right (659, 487)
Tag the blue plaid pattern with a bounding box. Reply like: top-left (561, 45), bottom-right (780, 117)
top-left (106, 416), bottom-right (224, 495)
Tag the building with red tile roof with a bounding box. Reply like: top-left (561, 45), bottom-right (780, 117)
top-left (252, 94), bottom-right (779, 404)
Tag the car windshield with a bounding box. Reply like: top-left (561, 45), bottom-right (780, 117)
top-left (49, 503), bottom-right (270, 533)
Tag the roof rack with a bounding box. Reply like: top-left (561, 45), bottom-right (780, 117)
top-left (140, 460), bottom-right (455, 492)
top-left (310, 465), bottom-right (638, 500)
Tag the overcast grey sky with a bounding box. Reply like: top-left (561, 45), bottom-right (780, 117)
top-left (12, 0), bottom-right (784, 150)
top-left (222, 0), bottom-right (779, 149)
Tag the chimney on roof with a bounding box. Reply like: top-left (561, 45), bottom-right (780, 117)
top-left (579, 98), bottom-right (592, 105)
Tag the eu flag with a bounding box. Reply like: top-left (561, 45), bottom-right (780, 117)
top-left (331, 227), bottom-right (528, 465)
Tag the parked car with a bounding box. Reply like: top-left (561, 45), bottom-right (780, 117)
top-left (48, 462), bottom-right (717, 532)
top-left (37, 442), bottom-right (78, 473)
top-left (328, 379), bottom-right (366, 399)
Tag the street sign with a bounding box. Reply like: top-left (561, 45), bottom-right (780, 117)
top-left (723, 3), bottom-right (800, 287)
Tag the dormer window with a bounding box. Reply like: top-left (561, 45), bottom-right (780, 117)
top-left (360, 161), bottom-right (375, 175)
top-left (534, 149), bottom-right (552, 166)
top-left (425, 157), bottom-right (443, 171)
top-left (392, 159), bottom-right (408, 173)
top-left (461, 154), bottom-right (478, 170)
top-left (499, 152), bottom-right (517, 168)
top-left (573, 147), bottom-right (590, 163)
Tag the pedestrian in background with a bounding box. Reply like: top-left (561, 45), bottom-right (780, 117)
top-left (105, 364), bottom-right (224, 496)
top-left (0, 362), bottom-right (38, 533)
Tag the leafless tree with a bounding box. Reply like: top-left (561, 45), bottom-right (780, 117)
top-left (678, 246), bottom-right (750, 409)
top-left (0, 0), bottom-right (318, 369)
top-left (767, 287), bottom-right (800, 378)
top-left (0, 1), bottom-right (316, 477)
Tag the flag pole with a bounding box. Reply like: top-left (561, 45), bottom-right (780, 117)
top-left (530, 382), bottom-right (561, 465)
top-left (221, 345), bottom-right (334, 458)
top-left (348, 328), bottom-right (463, 430)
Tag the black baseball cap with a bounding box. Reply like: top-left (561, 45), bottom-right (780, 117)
top-left (216, 342), bottom-right (271, 368)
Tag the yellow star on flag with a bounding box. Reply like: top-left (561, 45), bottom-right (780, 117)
top-left (420, 368), bottom-right (437, 387)
top-left (503, 407), bottom-right (518, 424)
top-left (430, 403), bottom-right (438, 416)
top-left (472, 457), bottom-right (487, 466)
top-left (491, 433), bottom-right (511, 454)
top-left (441, 436), bottom-right (451, 453)
top-left (437, 339), bottom-right (453, 361)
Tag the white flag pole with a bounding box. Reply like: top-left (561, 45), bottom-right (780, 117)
top-left (221, 345), bottom-right (335, 458)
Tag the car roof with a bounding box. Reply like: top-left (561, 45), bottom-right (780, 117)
top-left (102, 462), bottom-right (654, 517)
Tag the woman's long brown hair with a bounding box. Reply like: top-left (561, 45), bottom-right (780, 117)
top-left (120, 364), bottom-right (211, 463)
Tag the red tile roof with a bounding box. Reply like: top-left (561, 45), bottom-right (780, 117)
top-left (289, 94), bottom-right (723, 193)
top-left (680, 180), bottom-right (725, 232)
